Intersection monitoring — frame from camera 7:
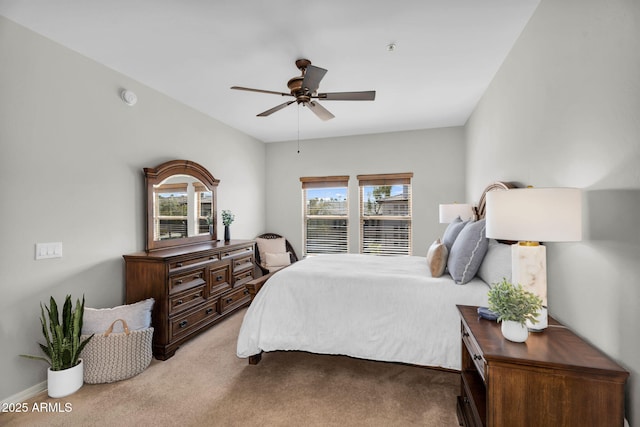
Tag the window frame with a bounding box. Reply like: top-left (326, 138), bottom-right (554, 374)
top-left (358, 172), bottom-right (413, 256)
top-left (300, 176), bottom-right (350, 256)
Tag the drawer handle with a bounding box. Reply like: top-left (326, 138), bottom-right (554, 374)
top-left (194, 274), bottom-right (201, 279)
top-left (176, 299), bottom-right (183, 305)
top-left (216, 275), bottom-right (223, 281)
top-left (463, 331), bottom-right (469, 337)
top-left (179, 320), bottom-right (188, 328)
top-left (225, 298), bottom-right (233, 304)
top-left (176, 279), bottom-right (183, 285)
top-left (473, 354), bottom-right (482, 361)
top-left (206, 308), bottom-right (214, 314)
top-left (176, 262), bottom-right (183, 268)
top-left (243, 289), bottom-right (249, 295)
top-left (210, 256), bottom-right (216, 260)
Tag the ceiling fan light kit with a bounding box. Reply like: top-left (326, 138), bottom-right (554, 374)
top-left (231, 58), bottom-right (375, 120)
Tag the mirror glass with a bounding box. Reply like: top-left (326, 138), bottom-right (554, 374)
top-left (153, 175), bottom-right (213, 241)
top-left (144, 160), bottom-right (219, 252)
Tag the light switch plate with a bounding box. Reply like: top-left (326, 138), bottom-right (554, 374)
top-left (35, 242), bottom-right (63, 260)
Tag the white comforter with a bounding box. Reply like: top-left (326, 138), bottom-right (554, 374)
top-left (237, 254), bottom-right (489, 370)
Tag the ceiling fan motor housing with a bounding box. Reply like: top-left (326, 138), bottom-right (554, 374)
top-left (287, 76), bottom-right (310, 103)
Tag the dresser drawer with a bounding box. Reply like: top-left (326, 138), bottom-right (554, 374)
top-left (169, 253), bottom-right (219, 272)
top-left (232, 255), bottom-right (254, 273)
top-left (462, 324), bottom-right (486, 381)
top-left (209, 264), bottom-right (231, 298)
top-left (220, 286), bottom-right (250, 313)
top-left (169, 285), bottom-right (206, 315)
top-left (169, 268), bottom-right (206, 294)
top-left (170, 300), bottom-right (219, 341)
top-left (233, 268), bottom-right (254, 288)
top-left (221, 245), bottom-right (254, 260)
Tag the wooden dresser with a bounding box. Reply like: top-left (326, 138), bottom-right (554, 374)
top-left (456, 305), bottom-right (629, 427)
top-left (124, 240), bottom-right (256, 360)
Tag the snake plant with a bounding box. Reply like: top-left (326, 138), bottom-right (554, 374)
top-left (21, 295), bottom-right (94, 371)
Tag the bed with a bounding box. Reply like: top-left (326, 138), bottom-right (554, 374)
top-left (236, 182), bottom-right (515, 370)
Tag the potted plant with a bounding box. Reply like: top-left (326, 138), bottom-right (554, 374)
top-left (21, 295), bottom-right (94, 398)
top-left (487, 279), bottom-right (543, 343)
top-left (221, 209), bottom-right (235, 242)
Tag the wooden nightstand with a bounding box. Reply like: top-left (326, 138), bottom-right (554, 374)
top-left (456, 305), bottom-right (629, 427)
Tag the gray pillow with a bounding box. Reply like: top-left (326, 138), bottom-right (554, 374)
top-left (442, 216), bottom-right (467, 252)
top-left (448, 219), bottom-right (489, 284)
top-left (82, 298), bottom-right (154, 334)
top-left (477, 239), bottom-right (512, 287)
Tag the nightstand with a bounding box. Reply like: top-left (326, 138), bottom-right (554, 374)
top-left (456, 305), bottom-right (628, 427)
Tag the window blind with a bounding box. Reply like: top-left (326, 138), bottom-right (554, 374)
top-left (300, 176), bottom-right (349, 256)
top-left (358, 173), bottom-right (413, 256)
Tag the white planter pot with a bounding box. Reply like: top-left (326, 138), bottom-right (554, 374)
top-left (501, 321), bottom-right (529, 343)
top-left (47, 359), bottom-right (84, 398)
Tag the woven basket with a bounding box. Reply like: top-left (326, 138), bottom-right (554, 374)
top-left (80, 318), bottom-right (153, 384)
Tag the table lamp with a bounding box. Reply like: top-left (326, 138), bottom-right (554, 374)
top-left (485, 187), bottom-right (582, 330)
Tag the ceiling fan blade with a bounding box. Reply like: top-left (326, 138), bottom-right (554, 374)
top-left (257, 100), bottom-right (295, 117)
top-left (302, 65), bottom-right (327, 93)
top-left (306, 101), bottom-right (335, 121)
top-left (231, 86), bottom-right (292, 97)
top-left (315, 91), bottom-right (376, 101)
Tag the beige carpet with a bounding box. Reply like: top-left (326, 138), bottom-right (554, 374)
top-left (1, 309), bottom-right (460, 427)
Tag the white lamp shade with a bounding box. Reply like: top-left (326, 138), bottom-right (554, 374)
top-left (439, 203), bottom-right (474, 223)
top-left (485, 188), bottom-right (582, 242)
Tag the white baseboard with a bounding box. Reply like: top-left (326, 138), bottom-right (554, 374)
top-left (1, 381), bottom-right (47, 405)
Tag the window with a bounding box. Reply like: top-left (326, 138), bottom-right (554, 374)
top-left (358, 173), bottom-right (413, 256)
top-left (155, 183), bottom-right (188, 240)
top-left (301, 176), bottom-right (349, 256)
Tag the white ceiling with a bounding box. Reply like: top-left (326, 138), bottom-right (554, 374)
top-left (0, 0), bottom-right (540, 143)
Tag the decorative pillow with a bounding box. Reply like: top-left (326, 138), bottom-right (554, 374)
top-left (477, 239), bottom-right (512, 287)
top-left (255, 237), bottom-right (287, 264)
top-left (82, 298), bottom-right (154, 334)
top-left (265, 252), bottom-right (291, 268)
top-left (448, 219), bottom-right (489, 285)
top-left (442, 216), bottom-right (468, 252)
top-left (426, 239), bottom-right (448, 277)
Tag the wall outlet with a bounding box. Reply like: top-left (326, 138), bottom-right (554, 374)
top-left (35, 242), bottom-right (63, 260)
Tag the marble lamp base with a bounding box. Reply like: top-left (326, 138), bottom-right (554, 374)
top-left (512, 243), bottom-right (548, 330)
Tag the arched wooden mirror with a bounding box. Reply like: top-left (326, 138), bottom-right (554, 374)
top-left (144, 160), bottom-right (219, 252)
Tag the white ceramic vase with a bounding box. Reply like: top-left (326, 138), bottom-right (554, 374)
top-left (501, 321), bottom-right (529, 343)
top-left (47, 359), bottom-right (84, 398)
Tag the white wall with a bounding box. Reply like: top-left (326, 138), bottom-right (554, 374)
top-left (465, 0), bottom-right (640, 423)
top-left (0, 17), bottom-right (266, 401)
top-left (265, 127), bottom-right (467, 257)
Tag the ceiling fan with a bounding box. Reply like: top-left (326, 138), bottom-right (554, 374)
top-left (230, 59), bottom-right (375, 121)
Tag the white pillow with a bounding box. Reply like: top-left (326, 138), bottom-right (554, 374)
top-left (477, 239), bottom-right (512, 287)
top-left (255, 237), bottom-right (287, 263)
top-left (265, 252), bottom-right (291, 268)
top-left (82, 298), bottom-right (154, 334)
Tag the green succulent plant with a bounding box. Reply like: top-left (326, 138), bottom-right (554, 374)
top-left (20, 295), bottom-right (94, 371)
top-left (487, 279), bottom-right (543, 326)
top-left (221, 210), bottom-right (235, 226)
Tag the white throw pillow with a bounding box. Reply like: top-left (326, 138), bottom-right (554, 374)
top-left (255, 237), bottom-right (287, 263)
top-left (82, 298), bottom-right (154, 334)
top-left (477, 239), bottom-right (512, 287)
top-left (265, 252), bottom-right (291, 268)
